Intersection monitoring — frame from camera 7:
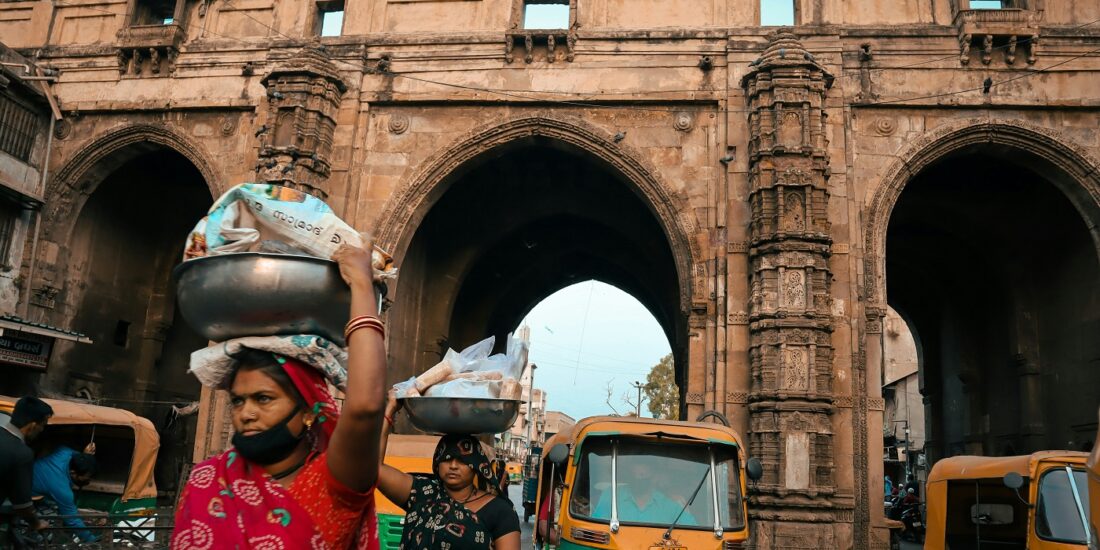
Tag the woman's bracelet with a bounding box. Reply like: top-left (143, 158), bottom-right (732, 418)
top-left (345, 315), bottom-right (384, 340)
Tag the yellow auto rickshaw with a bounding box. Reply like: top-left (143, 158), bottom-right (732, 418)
top-left (534, 414), bottom-right (761, 550)
top-left (0, 395), bottom-right (159, 517)
top-left (925, 451), bottom-right (1090, 549)
top-left (376, 434), bottom-right (438, 550)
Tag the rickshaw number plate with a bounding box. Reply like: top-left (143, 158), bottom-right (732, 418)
top-left (649, 546), bottom-right (686, 550)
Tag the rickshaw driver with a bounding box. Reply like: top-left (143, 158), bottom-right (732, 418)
top-left (592, 458), bottom-right (697, 525)
top-left (32, 444), bottom-right (98, 543)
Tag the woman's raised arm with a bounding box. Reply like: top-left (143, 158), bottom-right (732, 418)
top-left (327, 244), bottom-right (387, 492)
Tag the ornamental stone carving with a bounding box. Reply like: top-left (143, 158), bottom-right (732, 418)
top-left (742, 32), bottom-right (843, 545)
top-left (255, 44), bottom-right (347, 199)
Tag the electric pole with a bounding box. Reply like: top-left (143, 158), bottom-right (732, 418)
top-left (525, 363), bottom-right (538, 453)
top-left (631, 381), bottom-right (644, 417)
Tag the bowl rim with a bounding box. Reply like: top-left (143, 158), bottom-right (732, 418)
top-left (398, 396), bottom-right (522, 401)
top-left (173, 251), bottom-right (337, 279)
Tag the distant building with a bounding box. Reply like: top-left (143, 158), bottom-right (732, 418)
top-left (883, 307), bottom-right (925, 484)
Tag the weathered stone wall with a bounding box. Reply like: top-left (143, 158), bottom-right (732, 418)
top-left (2, 0), bottom-right (1099, 547)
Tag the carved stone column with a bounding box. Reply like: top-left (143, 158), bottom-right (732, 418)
top-left (741, 33), bottom-right (843, 546)
top-left (257, 45), bottom-right (347, 199)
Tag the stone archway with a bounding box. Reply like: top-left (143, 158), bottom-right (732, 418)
top-left (42, 123), bottom-right (221, 249)
top-left (375, 114), bottom-right (700, 413)
top-left (35, 124), bottom-right (217, 494)
top-left (865, 119), bottom-right (1100, 307)
top-left (864, 119), bottom-right (1100, 465)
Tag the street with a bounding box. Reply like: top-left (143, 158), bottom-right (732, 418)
top-left (507, 484), bottom-right (535, 547)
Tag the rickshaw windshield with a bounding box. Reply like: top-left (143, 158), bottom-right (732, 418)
top-left (1035, 467), bottom-right (1090, 544)
top-left (569, 437), bottom-right (745, 531)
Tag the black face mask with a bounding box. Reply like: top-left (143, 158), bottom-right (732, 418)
top-left (231, 406), bottom-right (304, 465)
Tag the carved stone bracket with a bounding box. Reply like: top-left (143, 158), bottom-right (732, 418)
top-left (505, 31), bottom-right (575, 64)
top-left (954, 9), bottom-right (1039, 66)
top-left (116, 24), bottom-right (185, 77)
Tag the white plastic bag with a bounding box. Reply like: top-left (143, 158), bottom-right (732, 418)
top-left (424, 379), bottom-right (502, 399)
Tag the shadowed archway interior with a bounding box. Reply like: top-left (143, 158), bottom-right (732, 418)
top-left (388, 136), bottom-right (685, 408)
top-left (48, 147), bottom-right (212, 491)
top-left (886, 144), bottom-right (1100, 462)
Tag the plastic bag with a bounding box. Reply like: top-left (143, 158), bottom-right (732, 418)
top-left (423, 379), bottom-right (502, 399)
top-left (396, 334), bottom-right (529, 399)
top-left (183, 183), bottom-right (397, 279)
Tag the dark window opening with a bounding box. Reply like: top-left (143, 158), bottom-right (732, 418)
top-left (316, 1), bottom-right (345, 37)
top-left (113, 320), bottom-right (131, 347)
top-left (761, 0), bottom-right (795, 25)
top-left (523, 0), bottom-right (569, 30)
top-left (132, 0), bottom-right (175, 25)
top-left (0, 201), bottom-right (21, 270)
top-left (0, 95), bottom-right (39, 162)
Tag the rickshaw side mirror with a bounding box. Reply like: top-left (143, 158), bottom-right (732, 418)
top-left (746, 457), bottom-right (764, 482)
top-left (1003, 472), bottom-right (1024, 490)
top-left (547, 444), bottom-right (569, 466)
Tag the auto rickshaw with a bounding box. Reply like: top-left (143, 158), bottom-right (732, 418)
top-left (533, 414), bottom-right (761, 550)
top-left (507, 461), bottom-right (523, 482)
top-left (925, 451), bottom-right (1090, 549)
top-left (376, 434), bottom-right (437, 550)
top-left (0, 396), bottom-right (159, 517)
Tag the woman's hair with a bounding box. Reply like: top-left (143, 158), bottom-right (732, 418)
top-left (229, 349), bottom-right (307, 407)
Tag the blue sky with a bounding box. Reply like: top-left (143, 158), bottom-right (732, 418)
top-left (514, 281), bottom-right (672, 420)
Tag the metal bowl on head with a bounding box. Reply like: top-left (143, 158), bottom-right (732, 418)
top-left (174, 252), bottom-right (352, 345)
top-left (400, 397), bottom-right (521, 435)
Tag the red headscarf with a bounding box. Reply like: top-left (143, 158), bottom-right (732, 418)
top-left (172, 356), bottom-right (377, 550)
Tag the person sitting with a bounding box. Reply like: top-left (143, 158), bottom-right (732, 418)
top-left (171, 244), bottom-right (386, 549)
top-left (31, 445), bottom-right (98, 543)
top-left (378, 394), bottom-right (521, 549)
top-left (592, 459), bottom-right (696, 525)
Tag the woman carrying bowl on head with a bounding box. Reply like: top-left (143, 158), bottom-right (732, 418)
top-left (377, 395), bottom-right (521, 550)
top-left (171, 244), bottom-right (387, 550)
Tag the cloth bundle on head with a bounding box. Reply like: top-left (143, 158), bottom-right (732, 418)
top-left (189, 334), bottom-right (348, 391)
top-left (432, 434), bottom-right (502, 496)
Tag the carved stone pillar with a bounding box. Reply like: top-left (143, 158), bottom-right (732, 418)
top-left (742, 33), bottom-right (843, 546)
top-left (257, 45), bottom-right (347, 199)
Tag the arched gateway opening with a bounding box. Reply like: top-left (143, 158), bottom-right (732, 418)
top-left (874, 124), bottom-right (1100, 467)
top-left (381, 119), bottom-right (692, 409)
top-left (39, 128), bottom-right (215, 492)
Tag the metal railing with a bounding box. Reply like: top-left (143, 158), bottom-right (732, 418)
top-left (4, 510), bottom-right (175, 549)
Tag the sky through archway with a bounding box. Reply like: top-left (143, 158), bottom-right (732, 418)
top-left (515, 280), bottom-right (672, 420)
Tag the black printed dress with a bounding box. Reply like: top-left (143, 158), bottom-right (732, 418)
top-left (400, 474), bottom-right (520, 550)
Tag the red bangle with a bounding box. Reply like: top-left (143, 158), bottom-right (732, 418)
top-left (384, 415), bottom-right (395, 426)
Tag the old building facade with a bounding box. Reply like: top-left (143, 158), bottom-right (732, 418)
top-left (2, 0), bottom-right (1099, 547)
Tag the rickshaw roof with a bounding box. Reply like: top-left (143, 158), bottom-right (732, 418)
top-left (928, 451), bottom-right (1088, 484)
top-left (544, 415), bottom-right (746, 455)
top-left (385, 434), bottom-right (439, 459)
top-left (0, 395), bottom-right (159, 501)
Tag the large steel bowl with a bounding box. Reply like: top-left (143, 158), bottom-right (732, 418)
top-left (174, 253), bottom-right (351, 345)
top-left (400, 397), bottom-right (521, 435)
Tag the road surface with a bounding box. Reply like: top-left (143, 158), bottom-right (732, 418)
top-left (507, 483), bottom-right (534, 547)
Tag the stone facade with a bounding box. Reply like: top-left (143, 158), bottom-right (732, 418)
top-left (2, 0), bottom-right (1099, 547)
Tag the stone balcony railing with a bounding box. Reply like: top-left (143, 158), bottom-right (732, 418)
top-left (954, 8), bottom-right (1040, 65)
top-left (116, 24), bottom-right (186, 76)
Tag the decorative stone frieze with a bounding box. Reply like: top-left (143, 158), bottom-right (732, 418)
top-left (505, 31), bottom-right (576, 64)
top-left (256, 45), bottom-right (347, 199)
top-left (742, 32), bottom-right (841, 543)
